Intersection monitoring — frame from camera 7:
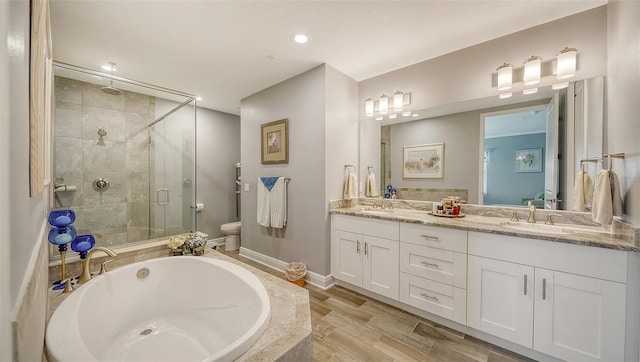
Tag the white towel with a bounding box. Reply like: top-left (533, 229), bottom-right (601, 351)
top-left (270, 177), bottom-right (287, 228)
top-left (365, 173), bottom-right (379, 197)
top-left (572, 171), bottom-right (594, 212)
top-left (592, 170), bottom-right (623, 225)
top-left (257, 178), bottom-right (271, 227)
top-left (343, 172), bottom-right (358, 199)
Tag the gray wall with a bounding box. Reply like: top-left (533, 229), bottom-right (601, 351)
top-left (358, 7), bottom-right (607, 119)
top-left (484, 134), bottom-right (546, 206)
top-left (1, 0), bottom-right (49, 359)
top-left (241, 64), bottom-right (357, 276)
top-left (606, 0), bottom-right (640, 225)
top-left (196, 108), bottom-right (240, 238)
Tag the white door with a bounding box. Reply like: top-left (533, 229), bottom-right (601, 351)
top-left (331, 230), bottom-right (362, 286)
top-left (363, 235), bottom-right (399, 299)
top-left (467, 256), bottom-right (534, 348)
top-left (544, 94), bottom-right (560, 209)
top-left (534, 269), bottom-right (626, 362)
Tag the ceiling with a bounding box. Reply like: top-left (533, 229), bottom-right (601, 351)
top-left (50, 0), bottom-right (606, 115)
top-left (484, 106), bottom-right (548, 139)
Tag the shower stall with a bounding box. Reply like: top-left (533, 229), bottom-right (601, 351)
top-left (51, 62), bottom-right (196, 253)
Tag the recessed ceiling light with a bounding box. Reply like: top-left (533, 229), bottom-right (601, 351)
top-left (292, 33), bottom-right (309, 44)
top-left (101, 64), bottom-right (116, 72)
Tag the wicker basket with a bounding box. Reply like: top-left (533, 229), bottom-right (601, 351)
top-left (285, 262), bottom-right (307, 287)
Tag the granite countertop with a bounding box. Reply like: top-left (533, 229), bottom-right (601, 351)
top-left (47, 250), bottom-right (312, 361)
top-left (331, 205), bottom-right (639, 252)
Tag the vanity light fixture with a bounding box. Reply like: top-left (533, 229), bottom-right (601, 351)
top-left (378, 95), bottom-right (389, 115)
top-left (523, 88), bottom-right (538, 95)
top-left (402, 111), bottom-right (412, 117)
top-left (552, 82), bottom-right (569, 90)
top-left (364, 98), bottom-right (374, 117)
top-left (498, 92), bottom-right (512, 99)
top-left (393, 91), bottom-right (404, 112)
top-left (101, 64), bottom-right (116, 72)
top-left (556, 47), bottom-right (577, 79)
top-left (523, 55), bottom-right (542, 85)
top-left (363, 91), bottom-right (411, 119)
top-left (497, 63), bottom-right (513, 90)
top-left (388, 113), bottom-right (397, 119)
top-left (375, 116), bottom-right (383, 121)
top-left (196, 96), bottom-right (203, 101)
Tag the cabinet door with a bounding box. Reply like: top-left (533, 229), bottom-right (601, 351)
top-left (534, 269), bottom-right (626, 362)
top-left (363, 235), bottom-right (399, 299)
top-left (331, 230), bottom-right (362, 286)
top-left (467, 255), bottom-right (534, 348)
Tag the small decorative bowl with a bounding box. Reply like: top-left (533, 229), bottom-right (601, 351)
top-left (48, 225), bottom-right (77, 245)
top-left (48, 210), bottom-right (76, 227)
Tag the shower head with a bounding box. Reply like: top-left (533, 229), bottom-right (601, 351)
top-left (101, 62), bottom-right (122, 96)
top-left (101, 85), bottom-right (122, 96)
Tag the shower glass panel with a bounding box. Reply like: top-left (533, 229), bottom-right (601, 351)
top-left (51, 63), bottom-right (196, 258)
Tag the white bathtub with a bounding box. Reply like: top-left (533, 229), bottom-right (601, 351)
top-left (46, 256), bottom-right (271, 362)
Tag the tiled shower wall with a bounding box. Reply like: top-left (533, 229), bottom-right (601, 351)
top-left (54, 76), bottom-right (154, 247)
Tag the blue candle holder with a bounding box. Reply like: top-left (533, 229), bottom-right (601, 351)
top-left (48, 225), bottom-right (77, 245)
top-left (48, 209), bottom-right (76, 227)
top-left (71, 235), bottom-right (95, 259)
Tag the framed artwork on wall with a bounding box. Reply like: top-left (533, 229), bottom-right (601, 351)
top-left (403, 143), bottom-right (444, 178)
top-left (261, 118), bottom-right (289, 164)
top-left (515, 148), bottom-right (543, 172)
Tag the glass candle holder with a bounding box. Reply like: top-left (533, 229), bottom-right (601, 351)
top-left (48, 210), bottom-right (76, 227)
top-left (48, 225), bottom-right (77, 245)
top-left (71, 234), bottom-right (95, 259)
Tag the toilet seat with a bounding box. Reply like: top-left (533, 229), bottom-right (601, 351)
top-left (221, 221), bottom-right (241, 234)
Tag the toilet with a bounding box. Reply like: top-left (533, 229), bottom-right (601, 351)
top-left (220, 221), bottom-right (241, 251)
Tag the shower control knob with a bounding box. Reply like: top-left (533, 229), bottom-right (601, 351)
top-left (92, 178), bottom-right (110, 191)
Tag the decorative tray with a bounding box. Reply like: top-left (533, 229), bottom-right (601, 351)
top-left (428, 212), bottom-right (465, 218)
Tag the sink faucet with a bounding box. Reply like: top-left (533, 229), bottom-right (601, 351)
top-left (382, 199), bottom-right (394, 210)
top-left (527, 201), bottom-right (536, 223)
top-left (78, 247), bottom-right (118, 284)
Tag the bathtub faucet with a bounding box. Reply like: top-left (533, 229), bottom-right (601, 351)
top-left (78, 247), bottom-right (118, 284)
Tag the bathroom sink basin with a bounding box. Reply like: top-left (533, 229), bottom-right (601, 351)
top-left (500, 222), bottom-right (609, 236)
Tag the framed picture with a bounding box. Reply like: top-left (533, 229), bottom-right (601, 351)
top-left (403, 143), bottom-right (444, 178)
top-left (261, 118), bottom-right (289, 164)
top-left (515, 148), bottom-right (543, 172)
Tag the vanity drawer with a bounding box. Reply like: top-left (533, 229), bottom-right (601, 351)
top-left (399, 272), bottom-right (466, 325)
top-left (332, 214), bottom-right (399, 240)
top-left (400, 223), bottom-right (467, 253)
top-left (400, 242), bottom-right (467, 289)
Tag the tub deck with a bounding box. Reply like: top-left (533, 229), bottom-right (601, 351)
top-left (47, 249), bottom-right (312, 362)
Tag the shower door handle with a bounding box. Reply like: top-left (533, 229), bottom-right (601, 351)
top-left (156, 189), bottom-right (169, 206)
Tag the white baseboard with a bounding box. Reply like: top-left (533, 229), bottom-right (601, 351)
top-left (239, 247), bottom-right (335, 290)
top-left (207, 237), bottom-right (225, 248)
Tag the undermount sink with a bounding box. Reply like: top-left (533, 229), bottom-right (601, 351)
top-left (359, 207), bottom-right (394, 215)
top-left (501, 221), bottom-right (609, 236)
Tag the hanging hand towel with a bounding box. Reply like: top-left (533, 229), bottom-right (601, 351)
top-left (343, 172), bottom-right (358, 199)
top-left (365, 173), bottom-right (379, 197)
top-left (270, 177), bottom-right (287, 228)
top-left (257, 177), bottom-right (278, 227)
top-left (592, 170), bottom-right (623, 225)
top-left (572, 171), bottom-right (593, 212)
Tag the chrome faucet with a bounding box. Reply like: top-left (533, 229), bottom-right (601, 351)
top-left (78, 247), bottom-right (118, 284)
top-left (527, 201), bottom-right (536, 223)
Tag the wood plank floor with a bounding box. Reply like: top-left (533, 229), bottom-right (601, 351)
top-left (220, 248), bottom-right (535, 362)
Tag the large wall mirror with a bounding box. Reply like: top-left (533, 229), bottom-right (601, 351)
top-left (359, 76), bottom-right (604, 211)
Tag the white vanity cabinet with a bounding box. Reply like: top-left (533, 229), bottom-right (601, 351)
top-left (398, 223), bottom-right (468, 324)
top-left (331, 214), bottom-right (400, 299)
top-left (467, 231), bottom-right (628, 362)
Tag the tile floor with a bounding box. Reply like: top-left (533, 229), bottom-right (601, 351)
top-left (220, 248), bottom-right (535, 362)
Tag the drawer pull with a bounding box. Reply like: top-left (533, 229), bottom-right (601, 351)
top-left (524, 274), bottom-right (528, 295)
top-left (364, 242), bottom-right (368, 256)
top-left (542, 278), bottom-right (547, 300)
top-left (420, 234), bottom-right (440, 241)
top-left (356, 241), bottom-right (360, 254)
top-left (420, 293), bottom-right (439, 302)
top-left (420, 261), bottom-right (440, 268)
